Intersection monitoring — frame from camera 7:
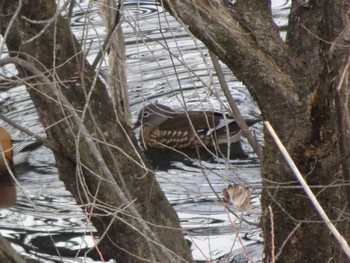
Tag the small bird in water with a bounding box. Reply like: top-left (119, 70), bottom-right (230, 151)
top-left (134, 103), bottom-right (260, 150)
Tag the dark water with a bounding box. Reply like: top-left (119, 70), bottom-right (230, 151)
top-left (0, 0), bottom-right (290, 262)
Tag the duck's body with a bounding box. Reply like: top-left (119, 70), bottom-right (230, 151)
top-left (135, 103), bottom-right (260, 150)
top-left (0, 126), bottom-right (43, 208)
top-left (0, 126), bottom-right (15, 208)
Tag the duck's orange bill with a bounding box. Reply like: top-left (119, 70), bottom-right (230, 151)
top-left (0, 126), bottom-right (15, 208)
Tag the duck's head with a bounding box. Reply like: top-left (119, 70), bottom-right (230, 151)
top-left (133, 103), bottom-right (175, 129)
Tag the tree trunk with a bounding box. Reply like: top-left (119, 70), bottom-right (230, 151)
top-left (165, 0), bottom-right (350, 262)
top-left (0, 1), bottom-right (193, 262)
top-left (98, 0), bottom-right (131, 123)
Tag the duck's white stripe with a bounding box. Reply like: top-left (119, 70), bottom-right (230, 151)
top-left (217, 130), bottom-right (242, 144)
top-left (12, 141), bottom-right (42, 166)
top-left (205, 119), bottom-right (236, 136)
top-left (13, 151), bottom-right (31, 166)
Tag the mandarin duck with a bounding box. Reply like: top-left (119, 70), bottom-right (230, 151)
top-left (134, 103), bottom-right (260, 150)
top-left (0, 127), bottom-right (43, 207)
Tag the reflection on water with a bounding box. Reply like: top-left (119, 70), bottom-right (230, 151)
top-left (0, 0), bottom-right (291, 262)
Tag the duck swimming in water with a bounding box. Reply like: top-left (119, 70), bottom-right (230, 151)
top-left (134, 103), bottom-right (261, 150)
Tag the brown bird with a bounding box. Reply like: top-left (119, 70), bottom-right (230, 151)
top-left (134, 103), bottom-right (261, 150)
top-left (0, 126), bottom-right (15, 208)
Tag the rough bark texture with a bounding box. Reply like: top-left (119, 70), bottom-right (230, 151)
top-left (165, 0), bottom-right (350, 262)
top-left (98, 0), bottom-right (131, 123)
top-left (0, 1), bottom-right (193, 262)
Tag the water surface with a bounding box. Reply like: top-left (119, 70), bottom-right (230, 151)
top-left (0, 0), bottom-right (291, 262)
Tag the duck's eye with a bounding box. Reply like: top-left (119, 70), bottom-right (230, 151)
top-left (143, 111), bottom-right (150, 118)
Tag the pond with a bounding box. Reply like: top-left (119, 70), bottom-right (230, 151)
top-left (0, 0), bottom-right (291, 262)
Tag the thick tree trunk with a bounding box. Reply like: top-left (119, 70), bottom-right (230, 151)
top-left (0, 1), bottom-right (193, 262)
top-left (98, 0), bottom-right (131, 123)
top-left (166, 0), bottom-right (350, 262)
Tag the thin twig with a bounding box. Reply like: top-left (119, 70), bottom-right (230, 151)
top-left (224, 204), bottom-right (256, 263)
top-left (209, 52), bottom-right (263, 160)
top-left (0, 0), bottom-right (23, 58)
top-left (0, 112), bottom-right (60, 153)
top-left (268, 206), bottom-right (275, 263)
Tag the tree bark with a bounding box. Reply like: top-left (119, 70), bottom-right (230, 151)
top-left (0, 1), bottom-right (193, 262)
top-left (165, 0), bottom-right (350, 262)
top-left (98, 0), bottom-right (131, 123)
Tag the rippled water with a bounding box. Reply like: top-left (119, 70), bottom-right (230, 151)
top-left (0, 0), bottom-right (291, 262)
